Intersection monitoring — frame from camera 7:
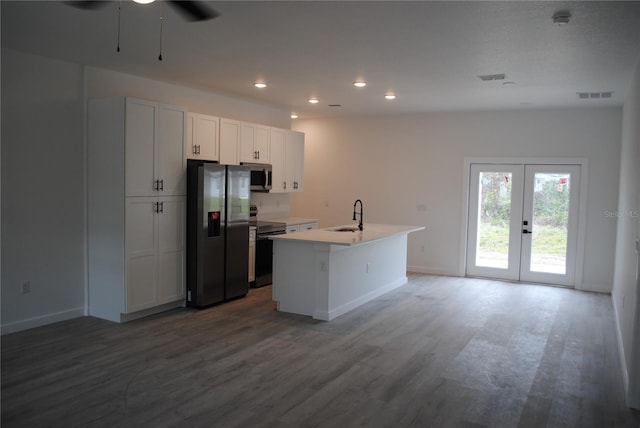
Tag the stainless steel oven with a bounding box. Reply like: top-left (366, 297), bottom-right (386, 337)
top-left (253, 221), bottom-right (286, 287)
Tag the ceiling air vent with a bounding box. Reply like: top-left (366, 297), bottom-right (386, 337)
top-left (577, 91), bottom-right (614, 99)
top-left (478, 73), bottom-right (507, 81)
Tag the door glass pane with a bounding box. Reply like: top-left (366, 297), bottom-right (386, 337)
top-left (530, 173), bottom-right (570, 274)
top-left (476, 172), bottom-right (512, 269)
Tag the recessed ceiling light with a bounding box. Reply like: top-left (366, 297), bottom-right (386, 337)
top-left (384, 93), bottom-right (396, 100)
top-left (133, 0), bottom-right (155, 3)
top-left (254, 82), bottom-right (267, 89)
top-left (353, 81), bottom-right (367, 88)
top-left (308, 98), bottom-right (319, 104)
top-left (291, 113), bottom-right (299, 119)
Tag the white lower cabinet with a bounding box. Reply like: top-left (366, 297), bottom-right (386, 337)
top-left (299, 222), bottom-right (318, 232)
top-left (286, 222), bottom-right (318, 233)
top-left (125, 196), bottom-right (186, 314)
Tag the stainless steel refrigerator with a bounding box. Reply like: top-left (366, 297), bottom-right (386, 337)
top-left (187, 161), bottom-right (250, 307)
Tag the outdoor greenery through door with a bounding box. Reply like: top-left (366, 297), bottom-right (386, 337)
top-left (466, 163), bottom-right (581, 286)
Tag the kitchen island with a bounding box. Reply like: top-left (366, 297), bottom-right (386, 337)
top-left (270, 224), bottom-right (424, 321)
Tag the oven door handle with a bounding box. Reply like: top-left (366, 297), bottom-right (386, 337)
top-left (257, 232), bottom-right (286, 239)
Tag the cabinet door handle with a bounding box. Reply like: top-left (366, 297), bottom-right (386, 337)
top-left (257, 150), bottom-right (260, 159)
top-left (283, 181), bottom-right (287, 190)
top-left (154, 180), bottom-right (158, 191)
top-left (153, 202), bottom-right (158, 213)
top-left (160, 179), bottom-right (164, 191)
top-left (197, 145), bottom-right (201, 154)
top-left (160, 201), bottom-right (164, 213)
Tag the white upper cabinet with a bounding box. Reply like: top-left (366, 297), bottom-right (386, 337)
top-left (240, 122), bottom-right (271, 164)
top-left (125, 99), bottom-right (156, 197)
top-left (269, 128), bottom-right (304, 193)
top-left (220, 118), bottom-right (241, 165)
top-left (125, 99), bottom-right (186, 197)
top-left (285, 130), bottom-right (305, 192)
top-left (157, 104), bottom-right (187, 195)
top-left (270, 127), bottom-right (286, 192)
top-left (186, 113), bottom-right (219, 161)
top-left (255, 125), bottom-right (271, 164)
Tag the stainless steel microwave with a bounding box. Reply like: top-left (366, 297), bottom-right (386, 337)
top-left (242, 163), bottom-right (272, 191)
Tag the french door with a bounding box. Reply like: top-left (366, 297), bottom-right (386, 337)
top-left (466, 164), bottom-right (581, 286)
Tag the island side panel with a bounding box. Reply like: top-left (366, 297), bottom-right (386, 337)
top-left (272, 240), bottom-right (320, 316)
top-left (321, 234), bottom-right (409, 321)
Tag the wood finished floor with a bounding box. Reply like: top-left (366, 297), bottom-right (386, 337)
top-left (2, 274), bottom-right (639, 427)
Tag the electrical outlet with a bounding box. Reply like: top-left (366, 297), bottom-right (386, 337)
top-left (21, 281), bottom-right (31, 294)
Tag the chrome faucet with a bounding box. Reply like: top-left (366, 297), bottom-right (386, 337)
top-left (352, 199), bottom-right (364, 231)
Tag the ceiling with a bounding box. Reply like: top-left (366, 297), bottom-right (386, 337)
top-left (3, 1), bottom-right (640, 119)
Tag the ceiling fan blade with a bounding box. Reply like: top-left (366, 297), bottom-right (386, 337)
top-left (65, 1), bottom-right (110, 10)
top-left (167, 1), bottom-right (220, 22)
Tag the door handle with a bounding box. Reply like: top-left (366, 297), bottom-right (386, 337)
top-left (523, 229), bottom-right (532, 234)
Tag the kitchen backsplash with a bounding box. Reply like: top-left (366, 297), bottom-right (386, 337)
top-left (251, 192), bottom-right (290, 220)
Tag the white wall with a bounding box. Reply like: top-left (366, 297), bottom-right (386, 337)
top-left (86, 67), bottom-right (291, 129)
top-left (291, 108), bottom-right (622, 292)
top-left (612, 55), bottom-right (640, 408)
top-left (1, 49), bottom-right (86, 333)
top-left (1, 50), bottom-right (292, 334)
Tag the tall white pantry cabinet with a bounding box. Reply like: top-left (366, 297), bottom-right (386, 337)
top-left (88, 97), bottom-right (186, 322)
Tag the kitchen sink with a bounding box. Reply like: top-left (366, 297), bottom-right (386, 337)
top-left (329, 226), bottom-right (360, 232)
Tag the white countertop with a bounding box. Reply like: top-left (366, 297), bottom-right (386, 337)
top-left (270, 217), bottom-right (319, 225)
top-left (269, 223), bottom-right (424, 246)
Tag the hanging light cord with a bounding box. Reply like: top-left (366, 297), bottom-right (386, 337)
top-left (116, 0), bottom-right (121, 52)
top-left (158, 2), bottom-right (164, 61)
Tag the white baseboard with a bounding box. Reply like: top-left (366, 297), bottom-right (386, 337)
top-left (578, 282), bottom-right (613, 293)
top-left (1, 307), bottom-right (85, 335)
top-left (407, 265), bottom-right (461, 277)
top-left (612, 295), bottom-right (630, 401)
